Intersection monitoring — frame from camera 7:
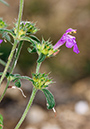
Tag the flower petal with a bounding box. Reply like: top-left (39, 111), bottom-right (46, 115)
top-left (53, 34), bottom-right (66, 50)
top-left (0, 39), bottom-right (3, 44)
top-left (53, 28), bottom-right (79, 54)
top-left (66, 38), bottom-right (74, 48)
top-left (73, 44), bottom-right (80, 54)
top-left (65, 41), bottom-right (73, 48)
top-left (65, 28), bottom-right (77, 34)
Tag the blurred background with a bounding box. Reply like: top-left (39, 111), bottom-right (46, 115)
top-left (0, 0), bottom-right (90, 129)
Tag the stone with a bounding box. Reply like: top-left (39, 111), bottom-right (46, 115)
top-left (26, 105), bottom-right (48, 124)
top-left (25, 126), bottom-right (37, 129)
top-left (75, 101), bottom-right (89, 115)
top-left (41, 123), bottom-right (61, 129)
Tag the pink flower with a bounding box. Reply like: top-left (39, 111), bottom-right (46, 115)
top-left (53, 28), bottom-right (80, 54)
top-left (0, 39), bottom-right (3, 44)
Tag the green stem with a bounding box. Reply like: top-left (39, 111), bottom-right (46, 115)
top-left (0, 72), bottom-right (3, 76)
top-left (0, 0), bottom-right (9, 6)
top-left (0, 80), bottom-right (10, 102)
top-left (14, 87), bottom-right (37, 129)
top-left (15, 76), bottom-right (33, 82)
top-left (36, 62), bottom-right (41, 74)
top-left (0, 42), bottom-right (23, 101)
top-left (0, 59), bottom-right (11, 69)
top-left (0, 40), bottom-right (18, 86)
top-left (0, 0), bottom-right (24, 86)
top-left (0, 41), bottom-right (23, 100)
top-left (0, 59), bottom-right (7, 67)
top-left (10, 41), bottom-right (23, 73)
top-left (10, 0), bottom-right (24, 72)
top-left (16, 0), bottom-right (24, 37)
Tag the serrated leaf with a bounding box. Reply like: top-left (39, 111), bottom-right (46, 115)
top-left (42, 89), bottom-right (55, 109)
top-left (37, 53), bottom-right (46, 63)
top-left (15, 79), bottom-right (21, 88)
top-left (0, 114), bottom-right (3, 129)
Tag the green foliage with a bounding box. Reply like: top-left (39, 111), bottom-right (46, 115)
top-left (5, 72), bottom-right (33, 88)
top-left (0, 1), bottom-right (57, 128)
top-left (27, 47), bottom-right (36, 53)
top-left (6, 72), bottom-right (15, 81)
top-left (36, 38), bottom-right (54, 57)
top-left (0, 28), bottom-right (15, 42)
top-left (20, 36), bottom-right (38, 45)
top-left (0, 19), bottom-right (7, 29)
top-left (2, 32), bottom-right (11, 42)
top-left (42, 89), bottom-right (55, 109)
top-left (37, 53), bottom-right (46, 63)
top-left (0, 114), bottom-right (3, 129)
top-left (14, 21), bottom-right (39, 38)
top-left (15, 79), bottom-right (21, 88)
top-left (32, 73), bottom-right (53, 89)
top-left (30, 35), bottom-right (40, 43)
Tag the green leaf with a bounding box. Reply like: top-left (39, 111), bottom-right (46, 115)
top-left (0, 0), bottom-right (9, 6)
top-left (30, 35), bottom-right (40, 43)
top-left (15, 79), bottom-right (21, 88)
top-left (0, 19), bottom-right (7, 28)
top-left (15, 75), bottom-right (33, 82)
top-left (0, 114), bottom-right (3, 129)
top-left (42, 89), bottom-right (55, 109)
top-left (0, 29), bottom-right (15, 39)
top-left (37, 53), bottom-right (46, 63)
top-left (20, 36), bottom-right (37, 45)
top-left (27, 47), bottom-right (36, 53)
top-left (14, 75), bottom-right (33, 82)
top-left (2, 32), bottom-right (11, 42)
top-left (6, 73), bottom-right (33, 83)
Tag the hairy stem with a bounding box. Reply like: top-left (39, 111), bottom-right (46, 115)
top-left (0, 40), bottom-right (18, 86)
top-left (36, 62), bottom-right (41, 74)
top-left (0, 59), bottom-right (8, 67)
top-left (14, 87), bottom-right (37, 129)
top-left (10, 41), bottom-right (23, 73)
top-left (0, 0), bottom-right (24, 86)
top-left (0, 80), bottom-right (10, 102)
top-left (0, 42), bottom-right (23, 100)
top-left (16, 0), bottom-right (24, 37)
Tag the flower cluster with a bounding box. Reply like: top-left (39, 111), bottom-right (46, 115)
top-left (36, 38), bottom-right (57, 57)
top-left (14, 21), bottom-right (38, 38)
top-left (0, 19), bottom-right (7, 43)
top-left (36, 28), bottom-right (79, 61)
top-left (0, 19), bottom-right (7, 29)
top-left (53, 28), bottom-right (79, 54)
top-left (32, 73), bottom-right (53, 89)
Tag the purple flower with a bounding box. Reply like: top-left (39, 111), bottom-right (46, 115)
top-left (53, 28), bottom-right (80, 54)
top-left (0, 39), bottom-right (3, 44)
